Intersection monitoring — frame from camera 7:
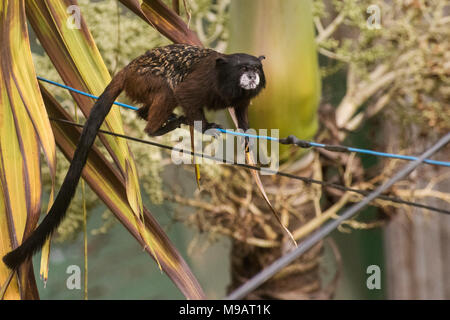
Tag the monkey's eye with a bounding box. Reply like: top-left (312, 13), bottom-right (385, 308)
top-left (240, 65), bottom-right (248, 72)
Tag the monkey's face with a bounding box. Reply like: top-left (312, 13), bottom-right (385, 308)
top-left (216, 53), bottom-right (266, 100)
top-left (239, 69), bottom-right (261, 90)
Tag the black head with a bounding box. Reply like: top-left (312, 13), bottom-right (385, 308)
top-left (216, 53), bottom-right (266, 101)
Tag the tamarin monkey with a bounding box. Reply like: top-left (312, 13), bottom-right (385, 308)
top-left (3, 44), bottom-right (266, 270)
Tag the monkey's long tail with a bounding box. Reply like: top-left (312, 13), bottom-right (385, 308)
top-left (2, 72), bottom-right (125, 270)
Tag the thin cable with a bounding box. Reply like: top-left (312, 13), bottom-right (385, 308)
top-left (37, 76), bottom-right (450, 168)
top-left (50, 117), bottom-right (450, 216)
top-left (225, 133), bottom-right (450, 300)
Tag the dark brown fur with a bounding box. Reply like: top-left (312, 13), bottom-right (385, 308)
top-left (121, 44), bottom-right (265, 134)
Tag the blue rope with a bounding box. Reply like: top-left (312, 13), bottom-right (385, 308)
top-left (37, 76), bottom-right (450, 168)
top-left (37, 76), bottom-right (138, 110)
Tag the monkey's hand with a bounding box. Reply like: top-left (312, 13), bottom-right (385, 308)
top-left (242, 135), bottom-right (258, 153)
top-left (203, 122), bottom-right (223, 138)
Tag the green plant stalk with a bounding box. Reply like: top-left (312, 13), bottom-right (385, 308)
top-left (228, 0), bottom-right (321, 161)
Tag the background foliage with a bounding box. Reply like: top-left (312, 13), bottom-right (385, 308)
top-left (5, 0), bottom-right (448, 299)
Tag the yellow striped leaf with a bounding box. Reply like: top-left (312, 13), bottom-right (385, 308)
top-left (0, 0), bottom-right (56, 300)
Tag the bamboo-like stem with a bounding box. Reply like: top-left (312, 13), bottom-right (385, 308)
top-left (75, 103), bottom-right (88, 300)
top-left (82, 180), bottom-right (88, 300)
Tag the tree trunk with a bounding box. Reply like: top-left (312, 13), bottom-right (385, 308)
top-left (384, 123), bottom-right (450, 299)
top-left (226, 0), bottom-right (324, 299)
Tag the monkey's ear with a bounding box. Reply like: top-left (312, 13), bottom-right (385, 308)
top-left (216, 56), bottom-right (229, 66)
top-left (258, 55), bottom-right (266, 61)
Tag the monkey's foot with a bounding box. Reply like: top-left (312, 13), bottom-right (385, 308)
top-left (148, 116), bottom-right (187, 136)
top-left (167, 113), bottom-right (181, 122)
